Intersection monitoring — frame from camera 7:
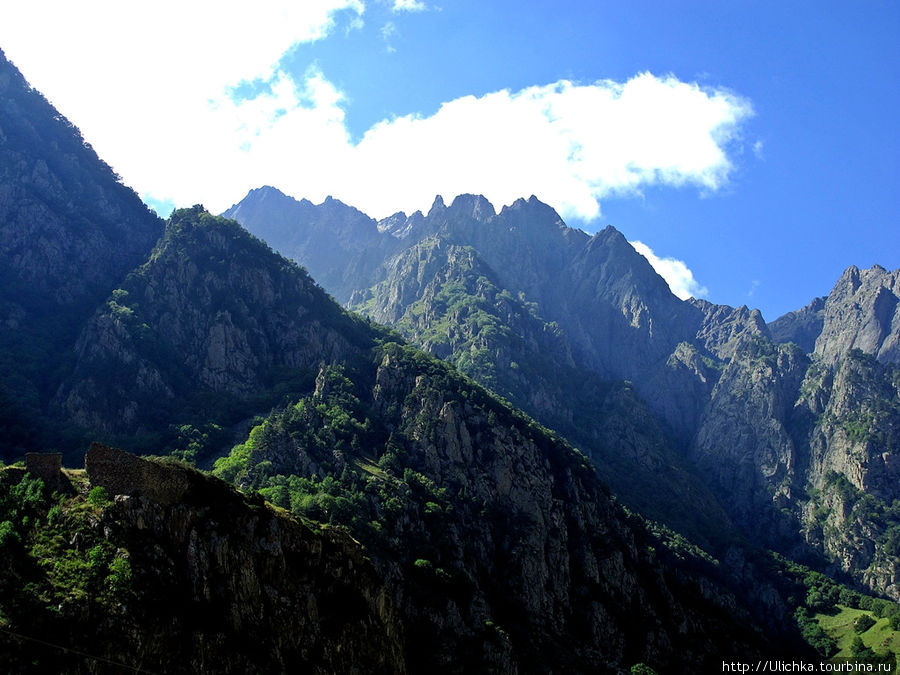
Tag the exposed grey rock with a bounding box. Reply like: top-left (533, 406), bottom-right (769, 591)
top-left (226, 187), bottom-right (900, 598)
top-left (222, 186), bottom-right (400, 303)
top-left (769, 296), bottom-right (826, 353)
top-left (54, 208), bottom-right (372, 437)
top-left (815, 265), bottom-right (900, 365)
top-left (691, 338), bottom-right (809, 541)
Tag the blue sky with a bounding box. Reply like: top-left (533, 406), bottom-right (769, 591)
top-left (0, 1), bottom-right (897, 320)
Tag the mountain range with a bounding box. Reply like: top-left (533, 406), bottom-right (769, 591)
top-left (224, 185), bottom-right (900, 603)
top-left (1, 46), bottom-right (898, 671)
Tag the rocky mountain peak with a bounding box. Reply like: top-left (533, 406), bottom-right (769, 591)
top-left (815, 264), bottom-right (900, 365)
top-left (499, 193), bottom-right (568, 232)
top-left (221, 186), bottom-right (394, 303)
top-left (378, 209), bottom-right (425, 239)
top-left (427, 194), bottom-right (446, 217)
top-left (579, 225), bottom-right (680, 305)
top-left (53, 207), bottom-right (372, 441)
top-left (447, 193), bottom-right (496, 221)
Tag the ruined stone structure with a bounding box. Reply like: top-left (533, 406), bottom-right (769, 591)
top-left (24, 452), bottom-right (64, 491)
top-left (84, 443), bottom-right (191, 505)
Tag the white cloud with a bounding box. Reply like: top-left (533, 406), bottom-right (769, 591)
top-left (0, 5), bottom-right (753, 223)
top-left (334, 75), bottom-right (752, 220)
top-left (392, 0), bottom-right (427, 12)
top-left (0, 0), bottom-right (364, 207)
top-left (381, 21), bottom-right (399, 52)
top-left (753, 139), bottom-right (765, 159)
top-left (630, 241), bottom-right (708, 300)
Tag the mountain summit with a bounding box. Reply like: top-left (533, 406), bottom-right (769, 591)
top-left (226, 187), bottom-right (900, 604)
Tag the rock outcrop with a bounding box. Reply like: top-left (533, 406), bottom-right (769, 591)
top-left (54, 207), bottom-right (376, 444)
top-left (224, 188), bottom-right (900, 601)
top-left (814, 266), bottom-right (900, 366)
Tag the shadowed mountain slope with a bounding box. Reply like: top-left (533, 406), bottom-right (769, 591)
top-left (226, 188), bottom-right (900, 601)
top-left (0, 48), bottom-right (164, 456)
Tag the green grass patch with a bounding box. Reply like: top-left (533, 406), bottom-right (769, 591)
top-left (817, 606), bottom-right (900, 661)
top-left (352, 457), bottom-right (388, 480)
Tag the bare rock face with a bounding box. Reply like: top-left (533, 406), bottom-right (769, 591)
top-left (803, 353), bottom-right (900, 500)
top-left (54, 207), bottom-right (373, 438)
top-left (690, 337), bottom-right (809, 541)
top-left (815, 266), bottom-right (900, 365)
top-left (769, 296), bottom-right (826, 353)
top-left (794, 350), bottom-right (900, 599)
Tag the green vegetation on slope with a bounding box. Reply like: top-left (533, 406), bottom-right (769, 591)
top-left (771, 553), bottom-right (900, 664)
top-left (50, 206), bottom-right (395, 465)
top-left (0, 469), bottom-right (135, 669)
top-left (816, 606), bottom-right (899, 665)
top-left (355, 239), bottom-right (737, 551)
top-left (212, 340), bottom-right (769, 672)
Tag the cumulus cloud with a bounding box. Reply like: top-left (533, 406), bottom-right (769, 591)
top-left (196, 71), bottom-right (752, 220)
top-left (0, 0), bottom-right (364, 207)
top-left (0, 4), bottom-right (753, 223)
top-left (392, 0), bottom-right (427, 12)
top-left (630, 241), bottom-right (708, 300)
top-left (333, 75), bottom-right (752, 220)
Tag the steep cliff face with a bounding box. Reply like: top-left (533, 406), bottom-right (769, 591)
top-left (0, 448), bottom-right (405, 674)
top-left (815, 266), bottom-right (900, 366)
top-left (768, 296), bottom-right (826, 353)
top-left (0, 48), bottom-right (163, 456)
top-left (801, 351), bottom-right (900, 500)
top-left (691, 293), bottom-right (900, 599)
top-left (691, 318), bottom-right (900, 598)
top-left (690, 337), bottom-right (810, 543)
top-left (795, 351), bottom-right (900, 598)
top-left (215, 343), bottom-right (777, 672)
top-left (54, 206), bottom-right (378, 448)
